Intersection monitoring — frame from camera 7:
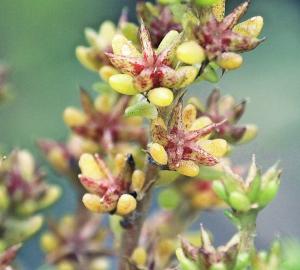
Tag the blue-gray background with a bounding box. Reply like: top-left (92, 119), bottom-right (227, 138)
top-left (0, 0), bottom-right (299, 268)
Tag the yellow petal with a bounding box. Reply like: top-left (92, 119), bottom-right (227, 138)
top-left (99, 65), bottom-right (118, 82)
top-left (131, 247), bottom-right (147, 266)
top-left (217, 52), bottom-right (243, 70)
top-left (109, 74), bottom-right (139, 95)
top-left (82, 194), bottom-right (107, 213)
top-left (94, 94), bottom-right (113, 113)
top-left (176, 41), bottom-right (205, 65)
top-left (116, 194), bottom-right (137, 216)
top-left (99, 21), bottom-right (117, 43)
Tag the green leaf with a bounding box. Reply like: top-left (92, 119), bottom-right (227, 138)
top-left (125, 100), bottom-right (158, 119)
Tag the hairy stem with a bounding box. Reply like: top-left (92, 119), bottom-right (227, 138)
top-left (118, 162), bottom-right (159, 270)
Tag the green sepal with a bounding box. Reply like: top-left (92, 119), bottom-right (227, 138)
top-left (176, 248), bottom-right (198, 270)
top-left (213, 181), bottom-right (228, 202)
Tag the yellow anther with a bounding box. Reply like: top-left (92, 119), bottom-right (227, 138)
top-left (176, 41), bottom-right (205, 64)
top-left (148, 143), bottom-right (168, 165)
top-left (116, 194), bottom-right (137, 216)
top-left (76, 46), bottom-right (100, 71)
top-left (112, 34), bottom-right (140, 57)
top-left (190, 116), bottom-right (213, 140)
top-left (114, 153), bottom-right (126, 174)
top-left (177, 66), bottom-right (198, 88)
top-left (131, 247), bottom-right (147, 266)
top-left (82, 193), bottom-right (115, 213)
top-left (131, 170), bottom-right (146, 192)
top-left (198, 139), bottom-right (228, 157)
top-left (233, 16), bottom-right (264, 38)
top-left (48, 147), bottom-right (69, 172)
top-left (182, 104), bottom-right (197, 129)
top-left (148, 87), bottom-right (174, 107)
top-left (40, 232), bottom-right (60, 253)
top-left (63, 107), bottom-right (87, 127)
top-left (176, 160), bottom-right (199, 177)
top-left (79, 153), bottom-right (103, 179)
top-left (109, 74), bottom-right (139, 95)
top-left (217, 52), bottom-right (243, 70)
top-left (99, 65), bottom-right (118, 82)
top-left (157, 30), bottom-right (180, 54)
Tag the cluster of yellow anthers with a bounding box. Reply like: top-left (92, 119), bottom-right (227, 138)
top-left (78, 153), bottom-right (145, 216)
top-left (148, 102), bottom-right (228, 177)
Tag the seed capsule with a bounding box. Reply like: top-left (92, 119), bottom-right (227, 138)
top-left (229, 191), bottom-right (251, 212)
top-left (99, 65), bottom-right (118, 82)
top-left (176, 41), bottom-right (205, 64)
top-left (233, 16), bottom-right (264, 38)
top-left (199, 139), bottom-right (228, 157)
top-left (176, 160), bottom-right (199, 177)
top-left (116, 194), bottom-right (137, 216)
top-left (40, 232), bottom-right (60, 252)
top-left (109, 74), bottom-right (138, 95)
top-left (63, 107), bottom-right (87, 127)
top-left (131, 247), bottom-right (147, 266)
top-left (148, 143), bottom-right (168, 165)
top-left (148, 87), bottom-right (174, 107)
top-left (79, 153), bottom-right (103, 179)
top-left (217, 52), bottom-right (243, 70)
top-left (131, 170), bottom-right (146, 192)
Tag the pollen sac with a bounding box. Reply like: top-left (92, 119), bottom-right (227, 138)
top-left (116, 194), bottom-right (137, 216)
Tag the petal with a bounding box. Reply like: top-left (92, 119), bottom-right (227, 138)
top-left (198, 139), bottom-right (228, 158)
top-left (79, 175), bottom-right (109, 195)
top-left (133, 68), bottom-right (154, 92)
top-left (151, 118), bottom-right (168, 146)
top-left (183, 144), bottom-right (218, 166)
top-left (176, 66), bottom-right (198, 88)
top-left (222, 1), bottom-right (250, 30)
top-left (139, 21), bottom-right (155, 64)
top-left (112, 34), bottom-right (141, 57)
top-left (106, 53), bottom-right (144, 76)
top-left (168, 102), bottom-right (184, 132)
top-left (182, 104), bottom-right (197, 129)
top-left (160, 66), bottom-right (179, 88)
top-left (233, 16), bottom-right (264, 38)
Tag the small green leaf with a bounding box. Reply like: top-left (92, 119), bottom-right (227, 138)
top-left (125, 100), bottom-right (158, 119)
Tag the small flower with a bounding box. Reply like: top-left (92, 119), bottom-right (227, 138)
top-left (188, 89), bottom-right (257, 144)
top-left (193, 1), bottom-right (264, 62)
top-left (137, 2), bottom-right (182, 47)
top-left (79, 153), bottom-right (143, 216)
top-left (149, 101), bottom-right (228, 177)
top-left (63, 89), bottom-right (147, 151)
top-left (40, 214), bottom-right (111, 269)
top-left (106, 21), bottom-right (197, 93)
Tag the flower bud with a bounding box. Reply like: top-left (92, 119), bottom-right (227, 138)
top-left (233, 16), bottom-right (264, 38)
top-left (238, 124), bottom-right (258, 144)
top-left (79, 153), bottom-right (103, 180)
top-left (217, 52), bottom-right (243, 70)
top-left (148, 87), bottom-right (174, 107)
top-left (176, 41), bottom-right (205, 64)
top-left (257, 180), bottom-right (279, 207)
top-left (148, 143), bottom-right (168, 165)
top-left (99, 65), bottom-right (118, 82)
top-left (116, 194), bottom-right (137, 216)
top-left (199, 139), bottom-right (228, 157)
top-left (177, 66), bottom-right (198, 88)
top-left (76, 46), bottom-right (100, 71)
top-left (131, 170), bottom-right (145, 192)
top-left (109, 74), bottom-right (138, 95)
top-left (176, 160), bottom-right (199, 177)
top-left (63, 107), bottom-right (87, 127)
top-left (213, 181), bottom-right (228, 201)
top-left (57, 260), bottom-right (75, 270)
top-left (158, 188), bottom-right (181, 210)
top-left (229, 191), bottom-right (251, 212)
top-left (131, 247), bottom-right (147, 266)
top-left (82, 193), bottom-right (115, 213)
top-left (40, 232), bottom-right (60, 253)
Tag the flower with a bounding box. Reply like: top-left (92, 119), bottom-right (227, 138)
top-left (149, 101), bottom-right (228, 177)
top-left (189, 89), bottom-right (258, 144)
top-left (106, 21), bottom-right (197, 93)
top-left (63, 89), bottom-right (147, 151)
top-left (40, 214), bottom-right (111, 269)
top-left (78, 153), bottom-right (145, 216)
top-left (193, 1), bottom-right (264, 61)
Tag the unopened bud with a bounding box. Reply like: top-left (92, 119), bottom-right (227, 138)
top-left (177, 41), bottom-right (205, 64)
top-left (238, 124), bottom-right (258, 144)
top-left (199, 139), bottom-right (228, 157)
top-left (82, 193), bottom-right (115, 213)
top-left (213, 181), bottom-right (228, 201)
top-left (40, 232), bottom-right (60, 253)
top-left (258, 180), bottom-right (279, 207)
top-left (63, 107), bottom-right (87, 127)
top-left (99, 65), bottom-right (118, 82)
top-left (176, 160), bottom-right (199, 177)
top-left (109, 74), bottom-right (138, 95)
top-left (233, 16), bottom-right (264, 38)
top-left (79, 153), bottom-right (103, 180)
top-left (148, 143), bottom-right (168, 165)
top-left (116, 194), bottom-right (137, 216)
top-left (131, 170), bottom-right (145, 192)
top-left (131, 247), bottom-right (147, 266)
top-left (148, 87), bottom-right (174, 107)
top-left (229, 191), bottom-right (251, 212)
top-left (217, 52), bottom-right (243, 70)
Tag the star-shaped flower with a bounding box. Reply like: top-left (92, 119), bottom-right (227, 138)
top-left (106, 21), bottom-right (197, 92)
top-left (149, 101), bottom-right (228, 177)
top-left (194, 1), bottom-right (264, 60)
top-left (63, 89), bottom-right (147, 151)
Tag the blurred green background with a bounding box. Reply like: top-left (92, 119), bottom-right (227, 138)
top-left (0, 0), bottom-right (299, 269)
